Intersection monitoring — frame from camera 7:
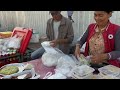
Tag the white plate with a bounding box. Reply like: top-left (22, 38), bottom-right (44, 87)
top-left (0, 63), bottom-right (25, 77)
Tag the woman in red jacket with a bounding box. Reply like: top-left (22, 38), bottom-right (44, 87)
top-left (75, 11), bottom-right (120, 67)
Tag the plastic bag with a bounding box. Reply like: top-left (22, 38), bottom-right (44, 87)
top-left (0, 38), bottom-right (10, 52)
top-left (77, 54), bottom-right (90, 65)
top-left (41, 41), bottom-right (60, 54)
top-left (47, 72), bottom-right (67, 79)
top-left (56, 55), bottom-right (76, 76)
top-left (41, 41), bottom-right (64, 67)
top-left (41, 52), bottom-right (63, 67)
top-left (0, 38), bottom-right (10, 46)
top-left (0, 39), bottom-right (4, 45)
top-left (56, 55), bottom-right (76, 69)
top-left (7, 35), bottom-right (22, 49)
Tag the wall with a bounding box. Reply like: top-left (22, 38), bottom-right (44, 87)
top-left (0, 11), bottom-right (120, 43)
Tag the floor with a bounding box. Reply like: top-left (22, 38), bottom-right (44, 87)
top-left (28, 41), bottom-right (41, 51)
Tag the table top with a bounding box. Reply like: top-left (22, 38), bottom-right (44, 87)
top-left (0, 59), bottom-right (113, 79)
top-left (0, 59), bottom-right (55, 79)
top-left (24, 59), bottom-right (55, 79)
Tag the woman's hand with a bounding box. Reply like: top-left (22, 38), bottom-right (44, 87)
top-left (74, 44), bottom-right (81, 58)
top-left (90, 53), bottom-right (109, 64)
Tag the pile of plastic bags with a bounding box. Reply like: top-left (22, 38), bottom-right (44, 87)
top-left (0, 35), bottom-right (22, 55)
top-left (41, 41), bottom-right (94, 79)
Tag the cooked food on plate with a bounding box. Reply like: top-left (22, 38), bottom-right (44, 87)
top-left (0, 66), bottom-right (19, 75)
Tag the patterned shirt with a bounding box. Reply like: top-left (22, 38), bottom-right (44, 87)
top-left (89, 26), bottom-right (106, 55)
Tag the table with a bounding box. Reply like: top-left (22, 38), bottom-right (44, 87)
top-left (0, 59), bottom-right (109, 79)
top-left (24, 59), bottom-right (55, 79)
top-left (0, 59), bottom-right (55, 79)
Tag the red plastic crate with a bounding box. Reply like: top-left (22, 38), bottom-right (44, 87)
top-left (11, 27), bottom-right (33, 54)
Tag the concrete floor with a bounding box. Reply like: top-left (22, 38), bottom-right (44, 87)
top-left (28, 41), bottom-right (41, 51)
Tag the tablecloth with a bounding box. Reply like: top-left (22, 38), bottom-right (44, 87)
top-left (0, 59), bottom-right (55, 79)
top-left (24, 59), bottom-right (55, 79)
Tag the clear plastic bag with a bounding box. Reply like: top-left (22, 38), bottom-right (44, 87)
top-left (77, 54), bottom-right (91, 65)
top-left (56, 55), bottom-right (76, 69)
top-left (41, 41), bottom-right (57, 54)
top-left (47, 72), bottom-right (67, 79)
top-left (0, 38), bottom-right (10, 53)
top-left (7, 35), bottom-right (22, 49)
top-left (56, 55), bottom-right (76, 77)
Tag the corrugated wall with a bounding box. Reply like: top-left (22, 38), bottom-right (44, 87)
top-left (0, 11), bottom-right (120, 43)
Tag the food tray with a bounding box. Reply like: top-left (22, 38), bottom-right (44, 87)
top-left (71, 65), bottom-right (95, 79)
top-left (98, 65), bottom-right (120, 76)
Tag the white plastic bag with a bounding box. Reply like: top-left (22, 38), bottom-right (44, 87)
top-left (0, 38), bottom-right (10, 52)
top-left (42, 52), bottom-right (63, 67)
top-left (41, 41), bottom-right (64, 67)
top-left (41, 41), bottom-right (60, 54)
top-left (47, 72), bottom-right (67, 79)
top-left (30, 33), bottom-right (40, 43)
top-left (7, 35), bottom-right (22, 49)
top-left (0, 38), bottom-right (10, 46)
top-left (56, 55), bottom-right (76, 76)
top-left (0, 39), bottom-right (4, 45)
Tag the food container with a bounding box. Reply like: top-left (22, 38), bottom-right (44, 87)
top-left (72, 72), bottom-right (93, 79)
top-left (71, 65), bottom-right (95, 79)
top-left (98, 65), bottom-right (120, 76)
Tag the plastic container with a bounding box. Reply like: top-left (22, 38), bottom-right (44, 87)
top-left (98, 65), bottom-right (120, 76)
top-left (71, 65), bottom-right (95, 79)
top-left (72, 72), bottom-right (93, 79)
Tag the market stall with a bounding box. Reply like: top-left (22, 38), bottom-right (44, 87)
top-left (0, 41), bottom-right (120, 79)
top-left (0, 57), bottom-right (120, 79)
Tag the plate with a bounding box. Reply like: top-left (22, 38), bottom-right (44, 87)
top-left (0, 63), bottom-right (25, 77)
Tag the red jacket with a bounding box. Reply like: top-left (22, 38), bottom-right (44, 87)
top-left (84, 22), bottom-right (120, 67)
